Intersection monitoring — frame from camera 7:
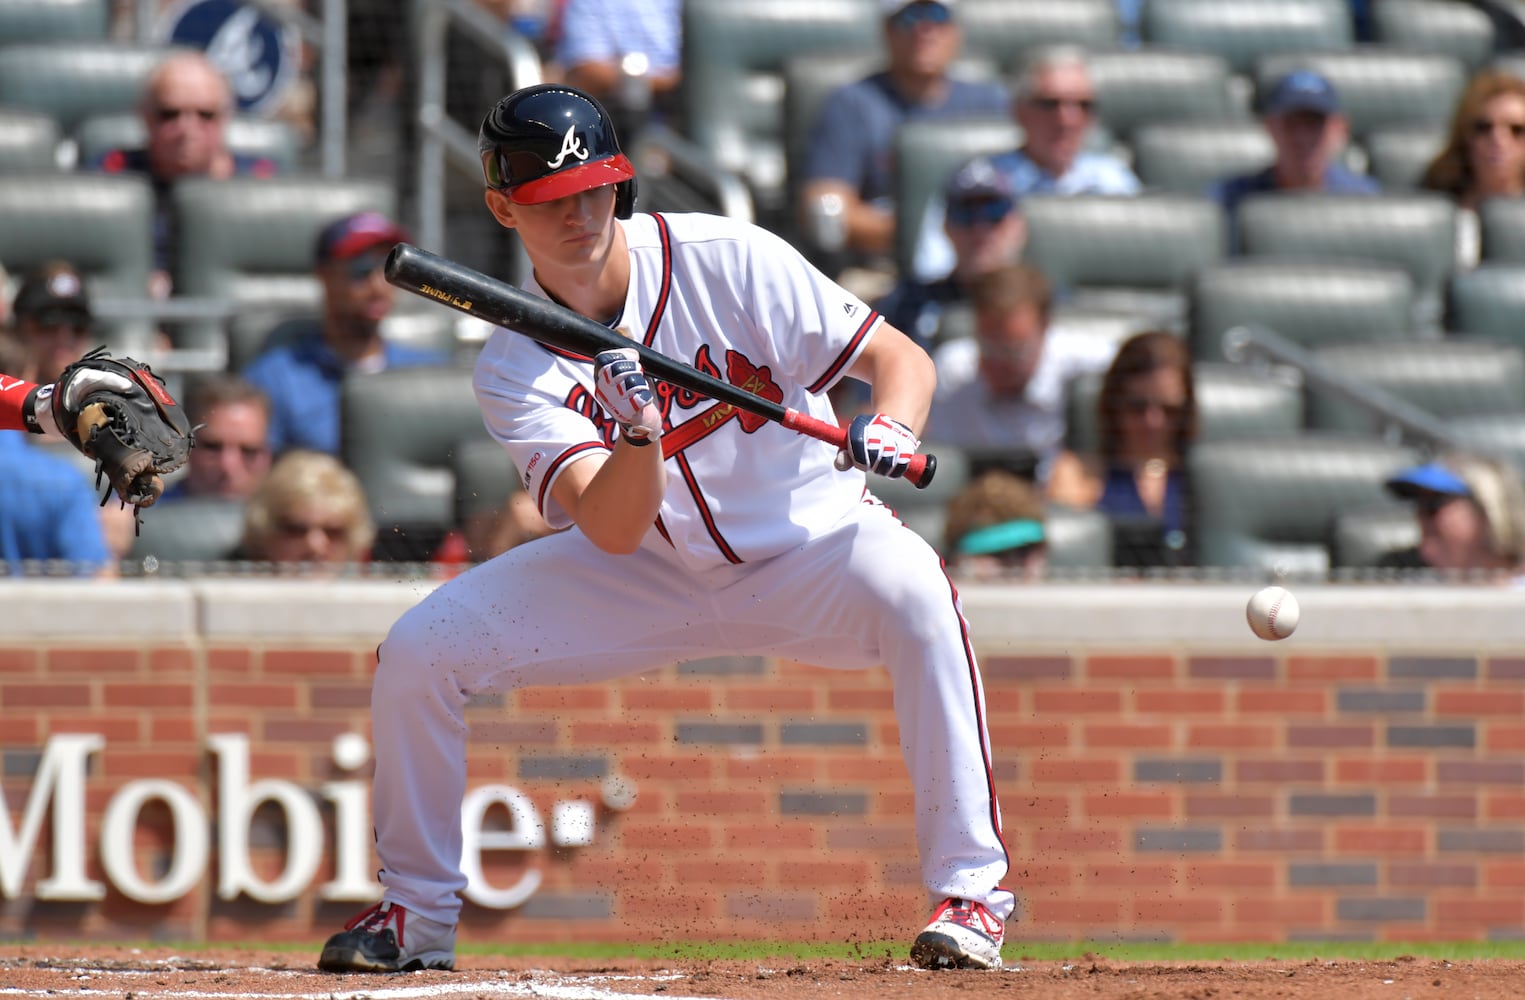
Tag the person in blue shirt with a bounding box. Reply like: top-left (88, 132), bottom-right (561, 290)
top-left (799, 0), bottom-right (1010, 268)
top-left (243, 211), bottom-right (452, 457)
top-left (912, 45), bottom-right (1139, 281)
top-left (1210, 68), bottom-right (1380, 238)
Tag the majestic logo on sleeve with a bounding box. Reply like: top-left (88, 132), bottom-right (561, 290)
top-left (547, 125), bottom-right (591, 169)
top-left (564, 346), bottom-right (784, 457)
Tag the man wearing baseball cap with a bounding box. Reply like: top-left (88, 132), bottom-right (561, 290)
top-left (9, 261), bottom-right (94, 385)
top-left (243, 210), bottom-right (450, 457)
top-left (1211, 68), bottom-right (1379, 225)
top-left (1381, 453), bottom-right (1525, 577)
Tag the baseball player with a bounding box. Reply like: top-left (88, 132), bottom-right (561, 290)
top-left (317, 83), bottom-right (1013, 974)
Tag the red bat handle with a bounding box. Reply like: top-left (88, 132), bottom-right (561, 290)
top-left (781, 409), bottom-right (937, 489)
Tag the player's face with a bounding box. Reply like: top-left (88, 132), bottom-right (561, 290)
top-left (144, 65), bottom-right (230, 179)
top-left (974, 301), bottom-right (1045, 397)
top-left (486, 185), bottom-right (619, 268)
top-left (185, 401), bottom-right (271, 499)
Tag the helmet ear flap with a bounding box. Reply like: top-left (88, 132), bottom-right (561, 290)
top-left (615, 177), bottom-right (637, 220)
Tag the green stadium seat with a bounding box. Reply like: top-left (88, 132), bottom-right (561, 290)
top-left (74, 113), bottom-right (304, 173)
top-left (1447, 413), bottom-right (1525, 474)
top-left (1447, 263), bottom-right (1525, 350)
top-left (1131, 120), bottom-right (1275, 194)
top-left (1362, 124), bottom-right (1446, 191)
top-left (1235, 192), bottom-right (1457, 329)
top-left (0, 43), bottom-right (166, 133)
top-left (0, 0), bottom-right (110, 43)
top-left (959, 0), bottom-right (1121, 75)
top-left (1477, 196), bottom-right (1525, 262)
top-left (1372, 0), bottom-right (1497, 71)
top-left (1304, 339), bottom-right (1525, 434)
top-left (452, 437), bottom-right (522, 530)
top-left (1043, 504), bottom-right (1114, 570)
top-left (0, 108), bottom-right (60, 172)
top-left (128, 497), bottom-right (246, 564)
top-left (892, 114), bottom-right (1022, 277)
top-left (1189, 259), bottom-right (1417, 362)
top-left (1330, 505), bottom-right (1422, 570)
top-left (1087, 50), bottom-right (1238, 144)
top-left (861, 440), bottom-right (972, 551)
top-left (1190, 432), bottom-right (1419, 572)
top-left (1143, 0), bottom-right (1354, 77)
top-left (1253, 50), bottom-right (1468, 142)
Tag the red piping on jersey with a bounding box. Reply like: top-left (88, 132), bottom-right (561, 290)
top-left (676, 452), bottom-right (743, 564)
top-left (643, 214), bottom-right (674, 346)
top-left (542, 343), bottom-right (592, 363)
top-left (807, 311), bottom-right (880, 395)
top-left (537, 440), bottom-right (607, 514)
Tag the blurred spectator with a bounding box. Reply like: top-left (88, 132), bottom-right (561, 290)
top-left (240, 449), bottom-right (376, 570)
top-left (876, 155), bottom-right (1025, 351)
top-left (159, 375), bottom-right (273, 503)
top-left (243, 211), bottom-right (450, 456)
top-left (799, 0), bottom-right (1008, 275)
top-left (912, 45), bottom-right (1138, 281)
top-left (549, 0), bottom-right (681, 136)
top-left (0, 332), bottom-right (113, 577)
top-left (942, 469), bottom-right (1048, 581)
top-left (1211, 68), bottom-right (1378, 233)
top-left (1047, 330), bottom-right (1197, 568)
top-left (9, 261), bottom-right (93, 385)
top-left (925, 262), bottom-right (1116, 482)
top-left (1421, 69), bottom-right (1525, 266)
top-left (1382, 453), bottom-right (1525, 581)
top-left (91, 50), bottom-right (278, 296)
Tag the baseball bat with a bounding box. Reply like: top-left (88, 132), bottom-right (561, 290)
top-left (384, 243), bottom-right (936, 488)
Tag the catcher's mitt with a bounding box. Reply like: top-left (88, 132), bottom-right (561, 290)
top-left (52, 347), bottom-right (194, 514)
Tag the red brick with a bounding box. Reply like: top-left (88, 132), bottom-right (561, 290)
top-left (1010, 861), bottom-right (1073, 888)
top-left (263, 648), bottom-right (356, 676)
top-left (571, 721), bottom-right (663, 744)
top-left (1236, 687), bottom-right (1327, 714)
top-left (518, 687), bottom-right (610, 710)
top-left (47, 715), bottom-right (138, 741)
top-left (148, 647), bottom-right (196, 672)
top-left (1288, 724), bottom-right (1375, 748)
top-left (1084, 862), bottom-right (1176, 888)
top-left (1033, 689), bottom-right (1124, 713)
top-left (1031, 757), bottom-right (1122, 784)
top-left (1335, 757), bottom-right (1428, 783)
top-left (0, 648), bottom-right (39, 673)
top-left (1186, 723), bottom-right (1277, 749)
top-left (1082, 792), bottom-right (1173, 819)
top-left (1233, 897), bottom-right (1327, 924)
top-left (101, 751), bottom-right (200, 779)
top-left (723, 687), bottom-right (815, 711)
top-left (1288, 655), bottom-right (1379, 681)
top-left (1482, 861), bottom-right (1525, 886)
top-left (149, 717), bottom-right (198, 744)
top-left (1014, 794), bottom-right (1072, 820)
top-left (825, 756), bottom-right (906, 781)
top-left (1485, 724), bottom-right (1525, 751)
top-left (3, 684), bottom-right (91, 707)
top-left (1135, 689), bottom-right (1225, 714)
top-left (676, 791), bottom-right (768, 815)
top-left (723, 824), bottom-right (818, 850)
top-left (826, 688), bottom-right (896, 711)
top-left (48, 648), bottom-right (138, 672)
top-left (779, 860), bottom-right (873, 886)
top-left (1, 716), bottom-right (39, 743)
top-left (206, 647), bottom-right (254, 675)
top-left (1332, 825), bottom-right (1427, 855)
top-left (619, 824), bottom-right (714, 850)
top-left (727, 756), bottom-right (819, 782)
top-left (620, 755), bottom-right (714, 781)
top-left (1236, 758), bottom-right (1325, 783)
top-left (1435, 898), bottom-right (1525, 924)
top-left (1086, 655), bottom-right (1175, 681)
top-left (1185, 862), bottom-right (1277, 888)
top-left (1484, 792), bottom-right (1525, 820)
top-left (1033, 828), bottom-right (1122, 854)
top-left (1083, 723), bottom-right (1172, 749)
top-left (1435, 689), bottom-right (1525, 716)
top-left (991, 722), bottom-right (1070, 748)
top-left (684, 861), bottom-right (770, 885)
top-left (263, 718), bottom-right (349, 743)
top-left (104, 683), bottom-right (193, 708)
top-left (622, 687), bottom-right (712, 712)
top-left (210, 683), bottom-right (300, 709)
top-left (1133, 897), bottom-right (1223, 923)
top-left (204, 715), bottom-right (256, 736)
top-left (1185, 794), bottom-right (1275, 819)
top-left (1389, 794), bottom-right (1476, 819)
top-left (1029, 898), bottom-right (1122, 924)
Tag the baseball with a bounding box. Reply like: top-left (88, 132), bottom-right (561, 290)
top-left (1246, 585), bottom-right (1299, 641)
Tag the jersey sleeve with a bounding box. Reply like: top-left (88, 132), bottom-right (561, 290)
top-left (473, 334), bottom-right (609, 530)
top-left (0, 374), bottom-right (41, 432)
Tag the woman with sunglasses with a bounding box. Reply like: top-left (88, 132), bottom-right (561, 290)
top-left (1047, 330), bottom-right (1197, 569)
top-left (1422, 70), bottom-right (1525, 264)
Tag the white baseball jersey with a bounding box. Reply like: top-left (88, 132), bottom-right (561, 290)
top-left (474, 211), bottom-right (880, 573)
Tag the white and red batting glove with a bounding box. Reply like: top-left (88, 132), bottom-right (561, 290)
top-left (835, 413), bottom-right (920, 478)
top-left (594, 348), bottom-right (663, 446)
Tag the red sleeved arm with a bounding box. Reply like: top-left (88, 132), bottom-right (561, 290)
top-left (0, 373), bottom-right (43, 432)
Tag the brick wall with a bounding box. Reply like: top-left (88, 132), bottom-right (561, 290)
top-left (2, 580), bottom-right (1523, 946)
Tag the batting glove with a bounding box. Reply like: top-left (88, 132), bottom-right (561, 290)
top-left (835, 413), bottom-right (919, 478)
top-left (594, 348), bottom-right (663, 445)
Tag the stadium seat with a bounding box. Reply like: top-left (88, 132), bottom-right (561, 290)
top-left (0, 0), bottom-right (110, 43)
top-left (0, 171), bottom-right (155, 352)
top-left (1235, 192), bottom-right (1458, 329)
top-left (0, 108), bottom-right (60, 172)
top-left (892, 114), bottom-right (1022, 277)
top-left (341, 366), bottom-right (493, 562)
top-left (1477, 197), bottom-right (1525, 262)
top-left (0, 43), bottom-right (166, 133)
top-left (452, 437), bottom-right (521, 530)
top-left (1065, 360), bottom-right (1303, 455)
top-left (1190, 432), bottom-right (1419, 572)
top-left (1253, 50), bottom-right (1468, 142)
top-left (1131, 120), bottom-right (1275, 194)
top-left (1189, 259), bottom-right (1417, 362)
top-left (1304, 339), bottom-right (1525, 434)
top-left (1362, 124), bottom-right (1446, 191)
top-left (1447, 413), bottom-right (1525, 473)
top-left (1142, 0), bottom-right (1354, 77)
top-left (1043, 504), bottom-right (1114, 570)
top-left (128, 497), bottom-right (246, 564)
top-left (682, 0), bottom-right (879, 220)
top-left (1371, 0), bottom-right (1497, 71)
top-left (1447, 263), bottom-right (1525, 350)
top-left (74, 113), bottom-right (304, 174)
top-left (864, 440), bottom-right (971, 551)
top-left (1087, 50), bottom-right (1238, 144)
top-left (1020, 193), bottom-right (1226, 325)
top-left (171, 176), bottom-right (396, 352)
top-left (958, 0), bottom-right (1121, 75)
top-left (1331, 504), bottom-right (1422, 569)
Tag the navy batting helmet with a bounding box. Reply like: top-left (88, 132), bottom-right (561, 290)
top-left (478, 83), bottom-right (637, 219)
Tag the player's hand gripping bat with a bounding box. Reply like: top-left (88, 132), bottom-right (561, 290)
top-left (384, 243), bottom-right (936, 488)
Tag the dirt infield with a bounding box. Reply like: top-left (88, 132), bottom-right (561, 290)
top-left (2, 947), bottom-right (1523, 999)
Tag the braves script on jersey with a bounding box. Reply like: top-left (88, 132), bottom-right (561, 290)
top-left (475, 212), bottom-right (877, 571)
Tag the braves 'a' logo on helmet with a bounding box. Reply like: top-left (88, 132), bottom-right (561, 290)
top-left (547, 125), bottom-right (591, 169)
